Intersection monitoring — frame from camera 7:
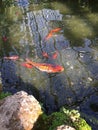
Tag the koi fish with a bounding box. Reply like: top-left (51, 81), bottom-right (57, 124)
top-left (42, 52), bottom-right (49, 58)
top-left (45, 28), bottom-right (61, 41)
top-left (52, 51), bottom-right (58, 59)
top-left (4, 55), bottom-right (19, 60)
top-left (21, 62), bottom-right (33, 68)
top-left (26, 58), bottom-right (64, 73)
top-left (45, 32), bottom-right (53, 40)
top-left (50, 28), bottom-right (61, 33)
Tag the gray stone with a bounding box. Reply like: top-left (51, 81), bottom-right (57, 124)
top-left (0, 91), bottom-right (42, 130)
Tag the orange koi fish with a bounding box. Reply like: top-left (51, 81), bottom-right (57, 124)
top-left (26, 58), bottom-right (64, 73)
top-left (45, 32), bottom-right (53, 40)
top-left (52, 51), bottom-right (58, 59)
top-left (4, 55), bottom-right (19, 60)
top-left (50, 28), bottom-right (61, 33)
top-left (21, 62), bottom-right (33, 68)
top-left (45, 28), bottom-right (61, 41)
top-left (42, 52), bottom-right (49, 58)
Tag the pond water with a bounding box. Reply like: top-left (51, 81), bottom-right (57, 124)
top-left (0, 0), bottom-right (98, 129)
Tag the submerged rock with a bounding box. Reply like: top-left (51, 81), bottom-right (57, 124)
top-left (0, 91), bottom-right (42, 130)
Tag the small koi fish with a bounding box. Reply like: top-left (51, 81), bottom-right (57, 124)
top-left (21, 62), bottom-right (33, 68)
top-left (26, 58), bottom-right (64, 73)
top-left (4, 55), bottom-right (19, 60)
top-left (42, 52), bottom-right (49, 58)
top-left (50, 28), bottom-right (61, 33)
top-left (45, 32), bottom-right (53, 40)
top-left (52, 51), bottom-right (58, 59)
top-left (45, 28), bottom-right (61, 41)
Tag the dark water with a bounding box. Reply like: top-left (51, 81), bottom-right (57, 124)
top-left (0, 0), bottom-right (98, 129)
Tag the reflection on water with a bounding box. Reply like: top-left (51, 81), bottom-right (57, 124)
top-left (0, 0), bottom-right (98, 129)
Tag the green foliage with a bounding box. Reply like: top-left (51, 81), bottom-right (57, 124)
top-left (0, 92), bottom-right (11, 99)
top-left (62, 107), bottom-right (80, 119)
top-left (35, 112), bottom-right (71, 130)
top-left (62, 107), bottom-right (91, 130)
top-left (73, 118), bottom-right (92, 130)
top-left (35, 107), bottom-right (91, 130)
top-left (45, 112), bottom-right (71, 130)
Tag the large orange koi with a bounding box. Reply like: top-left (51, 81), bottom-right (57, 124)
top-left (26, 58), bottom-right (64, 73)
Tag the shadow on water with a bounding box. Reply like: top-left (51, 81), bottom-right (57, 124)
top-left (0, 0), bottom-right (98, 129)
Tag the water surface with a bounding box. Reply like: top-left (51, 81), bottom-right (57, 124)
top-left (0, 0), bottom-right (98, 129)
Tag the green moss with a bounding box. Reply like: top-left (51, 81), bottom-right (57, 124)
top-left (34, 107), bottom-right (91, 130)
top-left (63, 108), bottom-right (91, 130)
top-left (48, 112), bottom-right (72, 130)
top-left (34, 111), bottom-right (72, 130)
top-left (73, 118), bottom-right (91, 130)
top-left (0, 92), bottom-right (11, 99)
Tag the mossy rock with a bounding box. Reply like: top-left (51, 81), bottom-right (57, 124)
top-left (33, 107), bottom-right (91, 130)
